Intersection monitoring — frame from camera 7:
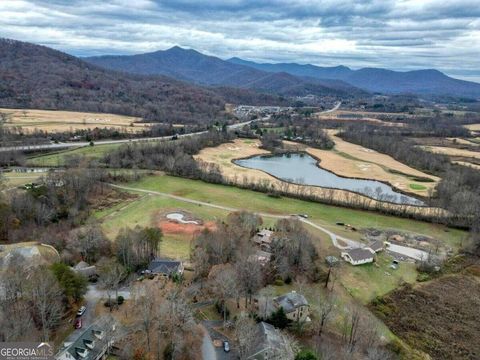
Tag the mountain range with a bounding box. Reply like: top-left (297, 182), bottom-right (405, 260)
top-left (0, 39), bottom-right (287, 124)
top-left (85, 47), bottom-right (366, 98)
top-left (86, 47), bottom-right (480, 99)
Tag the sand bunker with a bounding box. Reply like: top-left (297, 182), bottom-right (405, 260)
top-left (157, 211), bottom-right (216, 235)
top-left (166, 212), bottom-right (200, 224)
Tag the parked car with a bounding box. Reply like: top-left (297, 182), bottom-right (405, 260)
top-left (74, 318), bottom-right (82, 329)
top-left (223, 341), bottom-right (230, 353)
top-left (76, 306), bottom-right (86, 317)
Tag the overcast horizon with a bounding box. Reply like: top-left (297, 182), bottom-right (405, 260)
top-left (1, 0), bottom-right (479, 83)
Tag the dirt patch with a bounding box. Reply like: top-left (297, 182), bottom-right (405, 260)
top-left (371, 273), bottom-right (480, 360)
top-left (156, 210), bottom-right (216, 235)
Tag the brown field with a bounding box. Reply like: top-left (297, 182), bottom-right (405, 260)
top-left (0, 108), bottom-right (154, 133)
top-left (371, 272), bottom-right (480, 360)
top-left (195, 139), bottom-right (445, 217)
top-left (420, 145), bottom-right (480, 159)
top-left (314, 110), bottom-right (406, 127)
top-left (465, 123), bottom-right (480, 131)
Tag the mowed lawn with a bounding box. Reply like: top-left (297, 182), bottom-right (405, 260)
top-left (96, 193), bottom-right (228, 259)
top-left (27, 143), bottom-right (122, 167)
top-left (124, 175), bottom-right (466, 249)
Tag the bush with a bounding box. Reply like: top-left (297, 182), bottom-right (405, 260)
top-left (295, 349), bottom-right (318, 360)
top-left (117, 295), bottom-right (124, 305)
top-left (274, 279), bottom-right (284, 286)
top-left (417, 273), bottom-right (431, 282)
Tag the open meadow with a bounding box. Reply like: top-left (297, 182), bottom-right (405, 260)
top-left (0, 108), bottom-right (152, 133)
top-left (26, 143), bottom-right (123, 167)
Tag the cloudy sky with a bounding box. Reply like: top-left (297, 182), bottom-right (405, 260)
top-left (1, 0), bottom-right (479, 82)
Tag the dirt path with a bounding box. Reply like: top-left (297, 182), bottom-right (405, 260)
top-left (109, 183), bottom-right (362, 250)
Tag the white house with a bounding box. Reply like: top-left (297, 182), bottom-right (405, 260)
top-left (341, 248), bottom-right (375, 265)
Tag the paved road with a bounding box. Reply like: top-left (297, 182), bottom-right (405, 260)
top-left (0, 117), bottom-right (261, 153)
top-left (202, 321), bottom-right (236, 360)
top-left (317, 101), bottom-right (341, 114)
top-left (63, 284), bottom-right (131, 345)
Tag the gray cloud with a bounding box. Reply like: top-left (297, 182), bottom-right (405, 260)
top-left (0, 0), bottom-right (479, 81)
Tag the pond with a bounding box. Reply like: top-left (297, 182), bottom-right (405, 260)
top-left (234, 153), bottom-right (424, 205)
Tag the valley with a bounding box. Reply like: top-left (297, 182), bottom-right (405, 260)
top-left (0, 32), bottom-right (479, 360)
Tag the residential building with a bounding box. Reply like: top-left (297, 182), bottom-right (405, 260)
top-left (56, 318), bottom-right (117, 360)
top-left (341, 248), bottom-right (375, 265)
top-left (273, 291), bottom-right (310, 322)
top-left (367, 240), bottom-right (384, 253)
top-left (145, 259), bottom-right (184, 277)
top-left (247, 322), bottom-right (294, 360)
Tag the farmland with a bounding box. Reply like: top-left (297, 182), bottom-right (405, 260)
top-left (0, 108), bottom-right (152, 133)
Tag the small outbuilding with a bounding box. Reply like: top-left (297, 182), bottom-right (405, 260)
top-left (341, 248), bottom-right (375, 266)
top-left (367, 240), bottom-right (384, 253)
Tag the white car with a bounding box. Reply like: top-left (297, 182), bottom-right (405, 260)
top-left (76, 306), bottom-right (86, 317)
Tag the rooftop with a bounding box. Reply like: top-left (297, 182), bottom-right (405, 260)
top-left (343, 248), bottom-right (375, 262)
top-left (147, 259), bottom-right (182, 275)
top-left (274, 291), bottom-right (308, 313)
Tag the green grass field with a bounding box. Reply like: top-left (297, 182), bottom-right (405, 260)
top-left (95, 174), bottom-right (466, 303)
top-left (27, 143), bottom-right (122, 167)
top-left (123, 175), bottom-right (466, 249)
top-left (409, 183), bottom-right (427, 191)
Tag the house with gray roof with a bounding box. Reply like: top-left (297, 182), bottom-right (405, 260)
top-left (273, 291), bottom-right (310, 322)
top-left (56, 317), bottom-right (117, 360)
top-left (145, 259), bottom-right (184, 277)
top-left (247, 322), bottom-right (294, 360)
top-left (341, 247), bottom-right (375, 265)
top-left (367, 240), bottom-right (384, 253)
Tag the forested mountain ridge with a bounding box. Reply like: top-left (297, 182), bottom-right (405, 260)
top-left (0, 38), bottom-right (227, 124)
top-left (85, 46), bottom-right (366, 98)
top-left (228, 57), bottom-right (480, 98)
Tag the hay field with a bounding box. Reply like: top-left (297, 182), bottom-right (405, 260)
top-left (0, 108), bottom-right (153, 133)
top-left (420, 145), bottom-right (480, 159)
top-left (465, 123), bottom-right (480, 131)
top-left (314, 110), bottom-right (406, 127)
top-left (2, 171), bottom-right (48, 188)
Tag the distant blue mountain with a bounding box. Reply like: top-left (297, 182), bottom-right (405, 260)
top-left (85, 47), bottom-right (367, 98)
top-left (228, 57), bottom-right (480, 98)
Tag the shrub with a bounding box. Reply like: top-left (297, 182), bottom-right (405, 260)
top-left (295, 349), bottom-right (318, 360)
top-left (267, 307), bottom-right (290, 329)
top-left (117, 295), bottom-right (124, 305)
top-left (274, 279), bottom-right (284, 286)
